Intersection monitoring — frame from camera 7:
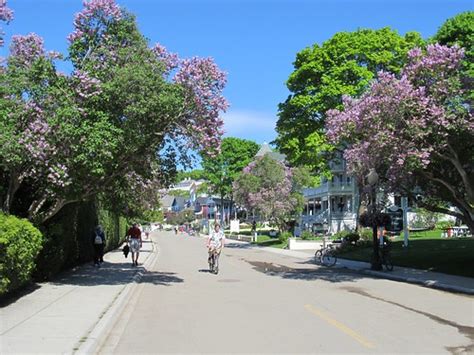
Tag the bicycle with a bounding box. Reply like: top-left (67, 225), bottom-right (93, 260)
top-left (315, 244), bottom-right (337, 266)
top-left (380, 241), bottom-right (393, 271)
top-left (208, 248), bottom-right (220, 274)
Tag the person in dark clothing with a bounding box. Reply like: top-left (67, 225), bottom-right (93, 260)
top-left (92, 225), bottom-right (106, 267)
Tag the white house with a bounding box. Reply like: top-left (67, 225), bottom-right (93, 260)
top-left (300, 157), bottom-right (359, 234)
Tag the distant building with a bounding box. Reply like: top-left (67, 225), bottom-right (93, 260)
top-left (300, 154), bottom-right (359, 234)
top-left (160, 194), bottom-right (175, 213)
top-left (169, 178), bottom-right (205, 203)
top-left (160, 194), bottom-right (189, 214)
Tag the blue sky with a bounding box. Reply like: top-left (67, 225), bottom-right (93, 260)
top-left (1, 0), bottom-right (472, 144)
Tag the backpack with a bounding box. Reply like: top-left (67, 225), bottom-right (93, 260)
top-left (94, 233), bottom-right (103, 245)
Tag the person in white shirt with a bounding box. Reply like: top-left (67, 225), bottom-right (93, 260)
top-left (207, 223), bottom-right (225, 274)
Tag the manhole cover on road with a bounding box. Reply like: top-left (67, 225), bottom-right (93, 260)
top-left (217, 279), bottom-right (241, 283)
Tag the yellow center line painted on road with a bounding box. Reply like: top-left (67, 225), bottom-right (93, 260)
top-left (304, 304), bottom-right (375, 349)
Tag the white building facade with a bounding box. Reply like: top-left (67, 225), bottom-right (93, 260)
top-left (301, 159), bottom-right (359, 234)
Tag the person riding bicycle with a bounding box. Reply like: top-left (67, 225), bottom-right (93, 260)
top-left (207, 223), bottom-right (225, 273)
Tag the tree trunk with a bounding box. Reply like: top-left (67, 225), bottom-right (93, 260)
top-left (220, 192), bottom-right (224, 226)
top-left (3, 171), bottom-right (21, 213)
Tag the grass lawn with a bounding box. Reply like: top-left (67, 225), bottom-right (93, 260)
top-left (337, 237), bottom-right (474, 278)
top-left (401, 229), bottom-right (443, 239)
top-left (251, 235), bottom-right (287, 249)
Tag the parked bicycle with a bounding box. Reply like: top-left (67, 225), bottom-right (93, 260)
top-left (315, 243), bottom-right (337, 266)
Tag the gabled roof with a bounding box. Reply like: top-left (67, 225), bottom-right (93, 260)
top-left (255, 142), bottom-right (286, 162)
top-left (173, 196), bottom-right (187, 207)
top-left (160, 194), bottom-right (175, 208)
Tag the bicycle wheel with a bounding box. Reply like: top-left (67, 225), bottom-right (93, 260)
top-left (208, 255), bottom-right (214, 272)
top-left (384, 257), bottom-right (393, 271)
top-left (314, 249), bottom-right (322, 263)
top-left (214, 253), bottom-right (220, 274)
top-left (321, 251), bottom-right (337, 266)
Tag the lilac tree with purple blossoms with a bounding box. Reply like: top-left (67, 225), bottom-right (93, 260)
top-left (326, 44), bottom-right (474, 233)
top-left (0, 0), bottom-right (13, 47)
top-left (233, 154), bottom-right (306, 231)
top-left (0, 0), bottom-right (228, 223)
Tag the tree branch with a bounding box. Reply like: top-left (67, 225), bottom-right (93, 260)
top-left (433, 144), bottom-right (474, 203)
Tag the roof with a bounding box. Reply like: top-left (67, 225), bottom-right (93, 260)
top-left (196, 196), bottom-right (213, 205)
top-left (255, 143), bottom-right (286, 162)
top-left (173, 196), bottom-right (187, 207)
top-left (160, 195), bottom-right (175, 208)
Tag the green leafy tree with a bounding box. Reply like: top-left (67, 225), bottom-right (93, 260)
top-left (202, 137), bottom-right (259, 222)
top-left (275, 28), bottom-right (423, 172)
top-left (166, 209), bottom-right (195, 225)
top-left (141, 209), bottom-right (164, 223)
top-left (433, 11), bottom-right (474, 101)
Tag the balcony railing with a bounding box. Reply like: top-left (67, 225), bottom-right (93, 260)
top-left (304, 181), bottom-right (355, 198)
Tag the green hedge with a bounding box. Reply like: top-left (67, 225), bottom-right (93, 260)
top-left (34, 200), bottom-right (127, 280)
top-left (0, 213), bottom-right (43, 295)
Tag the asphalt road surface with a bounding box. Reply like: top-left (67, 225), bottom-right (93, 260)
top-left (100, 231), bottom-right (473, 354)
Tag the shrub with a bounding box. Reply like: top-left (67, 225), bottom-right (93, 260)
top-left (300, 231), bottom-right (313, 240)
top-left (331, 230), bottom-right (351, 241)
top-left (343, 232), bottom-right (360, 245)
top-left (435, 220), bottom-right (454, 230)
top-left (0, 213), bottom-right (43, 295)
top-left (279, 231), bottom-right (292, 245)
top-left (358, 228), bottom-right (373, 241)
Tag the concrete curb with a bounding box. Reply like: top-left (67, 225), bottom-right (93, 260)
top-left (356, 268), bottom-right (474, 295)
top-left (74, 238), bottom-right (159, 354)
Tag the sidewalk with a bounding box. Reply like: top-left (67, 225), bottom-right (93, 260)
top-left (235, 241), bottom-right (474, 295)
top-left (0, 236), bottom-right (157, 355)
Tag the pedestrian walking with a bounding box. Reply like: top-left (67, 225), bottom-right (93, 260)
top-left (127, 223), bottom-right (142, 266)
top-left (92, 225), bottom-right (106, 267)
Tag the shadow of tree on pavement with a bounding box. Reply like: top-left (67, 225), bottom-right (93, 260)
top-left (243, 259), bottom-right (377, 284)
top-left (139, 271), bottom-right (184, 286)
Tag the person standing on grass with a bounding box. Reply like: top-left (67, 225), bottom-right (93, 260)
top-left (127, 223), bottom-right (142, 266)
top-left (92, 225), bottom-right (106, 267)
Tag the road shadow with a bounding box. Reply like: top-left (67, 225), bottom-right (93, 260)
top-left (243, 260), bottom-right (376, 284)
top-left (198, 269), bottom-right (213, 273)
top-left (48, 262), bottom-right (144, 286)
top-left (48, 258), bottom-right (183, 287)
top-left (225, 243), bottom-right (254, 250)
top-left (139, 271), bottom-right (184, 286)
top-left (0, 282), bottom-right (41, 307)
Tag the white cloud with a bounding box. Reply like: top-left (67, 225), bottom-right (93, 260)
top-left (221, 109), bottom-right (277, 143)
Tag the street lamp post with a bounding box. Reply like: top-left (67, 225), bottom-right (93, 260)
top-left (367, 169), bottom-right (382, 271)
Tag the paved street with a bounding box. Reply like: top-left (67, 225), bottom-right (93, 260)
top-left (100, 231), bottom-right (474, 354)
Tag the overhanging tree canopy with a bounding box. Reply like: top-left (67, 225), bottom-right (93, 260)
top-left (0, 0), bottom-right (228, 223)
top-left (326, 44), bottom-right (474, 233)
top-left (275, 28), bottom-right (423, 173)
